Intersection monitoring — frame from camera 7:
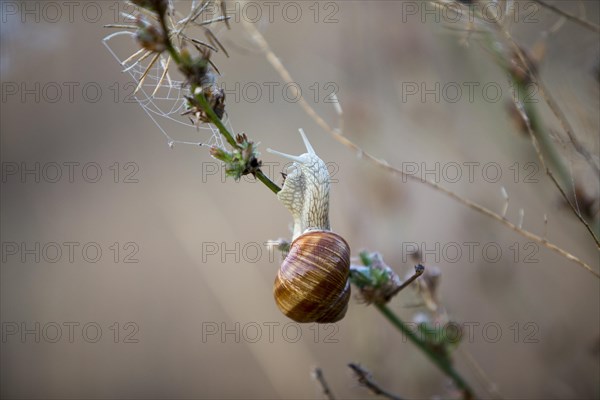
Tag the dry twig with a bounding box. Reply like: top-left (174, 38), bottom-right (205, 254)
top-left (491, 19), bottom-right (600, 178)
top-left (313, 367), bottom-right (336, 400)
top-left (507, 75), bottom-right (600, 248)
top-left (530, 0), bottom-right (600, 33)
top-left (348, 363), bottom-right (405, 400)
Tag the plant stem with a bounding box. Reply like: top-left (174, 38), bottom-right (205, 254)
top-left (192, 92), bottom-right (281, 192)
top-left (156, 8), bottom-right (281, 194)
top-left (193, 89), bottom-right (238, 148)
top-left (530, 0), bottom-right (600, 33)
top-left (374, 303), bottom-right (475, 400)
top-left (256, 169), bottom-right (281, 194)
top-left (158, 12), bottom-right (182, 66)
top-left (348, 363), bottom-right (405, 400)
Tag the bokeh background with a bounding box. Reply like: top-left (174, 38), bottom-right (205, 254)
top-left (1, 1), bottom-right (599, 399)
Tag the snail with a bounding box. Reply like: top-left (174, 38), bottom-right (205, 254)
top-left (267, 129), bottom-right (351, 323)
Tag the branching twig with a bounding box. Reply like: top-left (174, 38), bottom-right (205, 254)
top-left (508, 73), bottom-right (600, 248)
top-left (477, 11), bottom-right (600, 245)
top-left (434, 1), bottom-right (600, 241)
top-left (491, 19), bottom-right (600, 178)
top-left (348, 363), bottom-right (405, 400)
top-left (530, 0), bottom-right (600, 33)
top-left (242, 21), bottom-right (599, 278)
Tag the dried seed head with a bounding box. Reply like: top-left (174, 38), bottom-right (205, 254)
top-left (135, 17), bottom-right (166, 53)
top-left (130, 0), bottom-right (168, 16)
top-left (350, 252), bottom-right (403, 305)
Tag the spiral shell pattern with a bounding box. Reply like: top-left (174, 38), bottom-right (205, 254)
top-left (274, 230), bottom-right (351, 323)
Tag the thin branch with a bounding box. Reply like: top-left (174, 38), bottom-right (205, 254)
top-left (372, 305), bottom-right (475, 399)
top-left (313, 367), bottom-right (336, 400)
top-left (194, 91), bottom-right (281, 193)
top-left (536, 78), bottom-right (600, 177)
top-left (134, 52), bottom-right (160, 94)
top-left (484, 16), bottom-right (600, 246)
top-left (478, 26), bottom-right (600, 246)
top-left (508, 75), bottom-right (600, 247)
top-left (242, 21), bottom-right (599, 279)
top-left (530, 0), bottom-right (600, 33)
top-left (156, 5), bottom-right (281, 194)
top-left (123, 49), bottom-right (151, 70)
top-left (194, 90), bottom-right (237, 147)
top-left (549, 172), bottom-right (600, 247)
top-left (256, 169), bottom-right (281, 194)
top-left (441, 1), bottom-right (599, 243)
top-left (152, 55), bottom-right (171, 96)
top-left (491, 19), bottom-right (600, 177)
top-left (388, 264), bottom-right (425, 298)
top-left (348, 363), bottom-right (405, 400)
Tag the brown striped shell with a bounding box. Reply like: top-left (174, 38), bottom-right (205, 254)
top-left (273, 230), bottom-right (351, 323)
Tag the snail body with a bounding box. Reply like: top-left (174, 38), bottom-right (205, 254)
top-left (267, 130), bottom-right (350, 323)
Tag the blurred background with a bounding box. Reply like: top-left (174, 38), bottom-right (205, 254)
top-left (1, 1), bottom-right (599, 398)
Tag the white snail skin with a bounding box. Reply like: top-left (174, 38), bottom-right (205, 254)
top-left (267, 129), bottom-right (351, 323)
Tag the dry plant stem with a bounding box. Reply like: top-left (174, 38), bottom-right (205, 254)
top-left (313, 368), bottom-right (336, 400)
top-left (195, 86), bottom-right (281, 194)
top-left (535, 78), bottom-right (600, 177)
top-left (484, 20), bottom-right (600, 245)
top-left (548, 173), bottom-right (600, 247)
top-left (509, 81), bottom-right (600, 248)
top-left (374, 304), bottom-right (475, 400)
top-left (158, 10), bottom-right (281, 195)
top-left (387, 264), bottom-right (425, 299)
top-left (525, 107), bottom-right (600, 246)
top-left (491, 20), bottom-right (600, 178)
top-left (530, 0), bottom-right (600, 33)
top-left (348, 363), bottom-right (406, 400)
top-left (194, 91), bottom-right (281, 193)
top-left (242, 22), bottom-right (600, 279)
top-left (440, 0), bottom-right (599, 238)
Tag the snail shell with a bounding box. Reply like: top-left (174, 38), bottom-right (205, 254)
top-left (274, 230), bottom-right (351, 323)
top-left (268, 129), bottom-right (351, 323)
